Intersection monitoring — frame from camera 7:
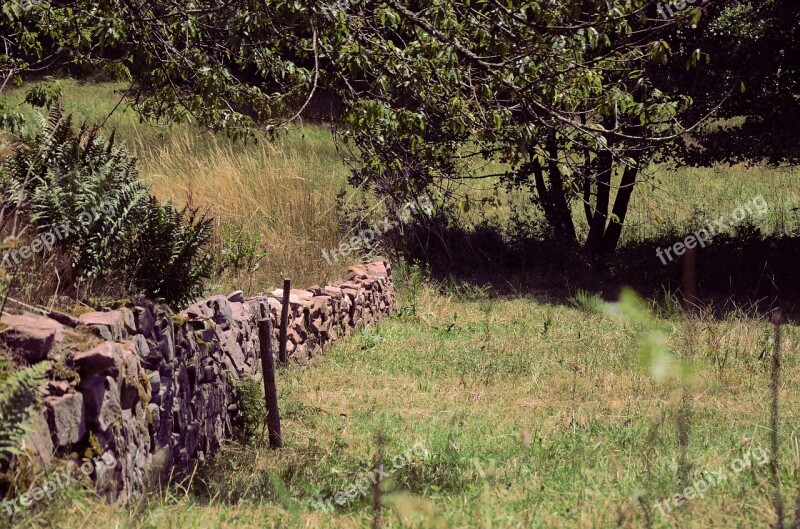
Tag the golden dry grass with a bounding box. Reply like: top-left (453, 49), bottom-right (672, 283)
top-left (137, 128), bottom-right (352, 293)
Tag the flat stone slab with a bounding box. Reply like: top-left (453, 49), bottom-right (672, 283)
top-left (72, 342), bottom-right (119, 377)
top-left (79, 311), bottom-right (126, 340)
top-left (0, 312), bottom-right (64, 362)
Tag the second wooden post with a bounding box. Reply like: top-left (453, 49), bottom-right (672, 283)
top-left (258, 304), bottom-right (282, 449)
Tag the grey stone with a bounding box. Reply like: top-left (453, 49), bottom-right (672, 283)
top-left (94, 450), bottom-right (120, 501)
top-left (219, 329), bottom-right (246, 375)
top-left (93, 325), bottom-right (114, 341)
top-left (221, 354), bottom-right (240, 380)
top-left (147, 446), bottom-right (172, 486)
top-left (205, 296), bottom-right (234, 330)
top-left (227, 290), bottom-right (245, 303)
top-left (120, 307), bottom-right (137, 335)
top-left (119, 349), bottom-right (142, 410)
top-left (81, 375), bottom-right (121, 432)
top-left (133, 306), bottom-right (155, 338)
top-left (46, 380), bottom-right (71, 397)
top-left (79, 311), bottom-right (126, 340)
top-left (72, 342), bottom-right (118, 377)
top-left (159, 330), bottom-right (175, 362)
top-left (229, 302), bottom-right (248, 325)
top-left (21, 412), bottom-right (54, 470)
top-left (143, 339), bottom-right (164, 368)
top-left (148, 371), bottom-right (161, 398)
top-left (148, 403), bottom-right (161, 440)
top-left (127, 334), bottom-right (151, 360)
top-left (44, 392), bottom-right (85, 446)
top-left (47, 309), bottom-right (81, 328)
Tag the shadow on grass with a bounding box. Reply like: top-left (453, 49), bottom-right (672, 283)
top-left (392, 219), bottom-right (800, 320)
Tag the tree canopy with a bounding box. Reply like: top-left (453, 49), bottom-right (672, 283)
top-left (2, 0), bottom-right (797, 255)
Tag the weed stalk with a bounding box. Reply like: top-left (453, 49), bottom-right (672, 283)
top-left (771, 309), bottom-right (785, 528)
top-left (372, 430), bottom-right (384, 529)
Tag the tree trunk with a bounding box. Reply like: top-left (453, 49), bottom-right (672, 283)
top-left (600, 162), bottom-right (638, 254)
top-left (584, 146), bottom-right (612, 254)
top-left (580, 115), bottom-right (593, 226)
top-left (582, 169), bottom-right (593, 227)
top-left (530, 158), bottom-right (560, 231)
top-left (546, 131), bottom-right (577, 241)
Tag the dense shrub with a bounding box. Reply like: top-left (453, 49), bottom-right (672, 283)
top-left (0, 106), bottom-right (212, 306)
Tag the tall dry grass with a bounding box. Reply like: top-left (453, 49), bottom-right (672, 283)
top-left (1, 80), bottom-right (361, 300)
top-left (137, 129), bottom-right (352, 294)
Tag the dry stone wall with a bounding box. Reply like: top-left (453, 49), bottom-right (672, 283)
top-left (2, 258), bottom-right (396, 503)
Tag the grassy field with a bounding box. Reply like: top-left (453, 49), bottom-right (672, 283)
top-left (8, 269), bottom-right (800, 528)
top-left (450, 160), bottom-right (800, 247)
top-left (3, 80), bottom-right (800, 528)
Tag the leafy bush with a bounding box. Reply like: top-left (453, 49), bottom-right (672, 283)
top-left (0, 106), bottom-right (213, 306)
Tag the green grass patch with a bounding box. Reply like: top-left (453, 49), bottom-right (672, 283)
top-left (8, 280), bottom-right (799, 528)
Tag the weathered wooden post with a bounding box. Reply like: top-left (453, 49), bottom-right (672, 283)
top-left (279, 277), bottom-right (291, 366)
top-left (769, 308), bottom-right (785, 528)
top-left (258, 304), bottom-right (282, 449)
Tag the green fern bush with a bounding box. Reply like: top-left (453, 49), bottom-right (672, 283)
top-left (0, 106), bottom-right (213, 306)
top-left (0, 360), bottom-right (48, 465)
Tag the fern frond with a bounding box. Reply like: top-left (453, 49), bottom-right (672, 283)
top-left (0, 362), bottom-right (49, 464)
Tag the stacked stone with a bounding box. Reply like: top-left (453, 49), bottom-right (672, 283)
top-left (1, 258), bottom-right (395, 504)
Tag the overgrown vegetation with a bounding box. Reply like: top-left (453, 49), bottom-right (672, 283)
top-left (1, 105), bottom-right (213, 306)
top-left (1, 79), bottom-right (353, 296)
top-left (6, 0), bottom-right (797, 256)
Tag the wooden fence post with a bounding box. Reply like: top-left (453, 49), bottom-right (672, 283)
top-left (279, 278), bottom-right (291, 366)
top-left (258, 304), bottom-right (282, 449)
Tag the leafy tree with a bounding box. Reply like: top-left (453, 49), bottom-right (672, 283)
top-left (2, 0), bottom-right (327, 140)
top-left (331, 1), bottom-right (697, 254)
top-left (0, 0), bottom-right (757, 256)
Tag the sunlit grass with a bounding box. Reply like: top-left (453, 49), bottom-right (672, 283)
top-left (10, 273), bottom-right (800, 528)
